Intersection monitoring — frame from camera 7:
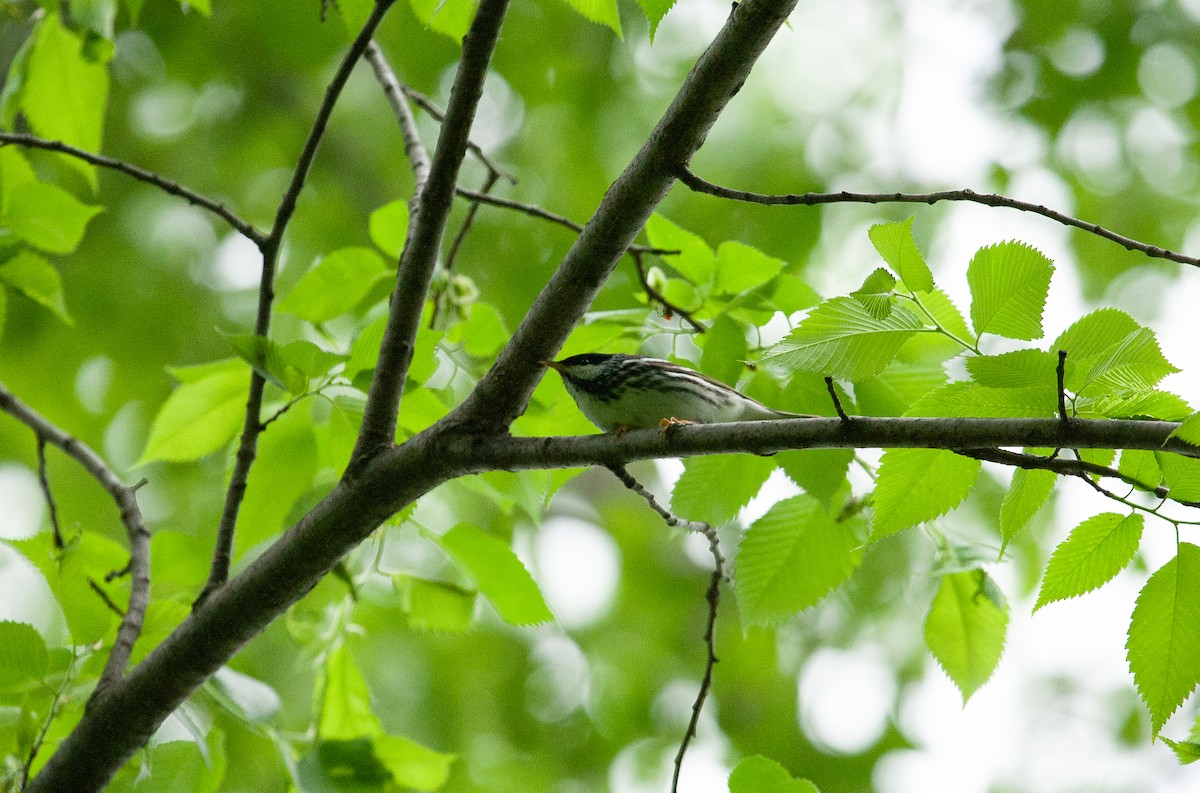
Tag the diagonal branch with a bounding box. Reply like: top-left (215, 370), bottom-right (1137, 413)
top-left (0, 383), bottom-right (151, 698)
top-left (955, 447), bottom-right (1172, 499)
top-left (451, 0), bottom-right (801, 432)
top-left (398, 83), bottom-right (516, 183)
top-left (364, 40), bottom-right (431, 188)
top-left (677, 168), bottom-right (1200, 269)
top-left (350, 0), bottom-right (514, 462)
top-left (197, 0), bottom-right (399, 603)
top-left (0, 131), bottom-right (265, 244)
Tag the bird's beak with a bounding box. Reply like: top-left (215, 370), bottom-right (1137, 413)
top-left (540, 360), bottom-right (563, 371)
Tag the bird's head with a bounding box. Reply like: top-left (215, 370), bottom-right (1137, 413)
top-left (540, 353), bottom-right (627, 390)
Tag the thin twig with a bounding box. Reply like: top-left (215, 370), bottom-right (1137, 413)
top-left (632, 250), bottom-right (707, 332)
top-left (430, 171), bottom-right (502, 328)
top-left (825, 375), bottom-right (850, 422)
top-left (198, 0), bottom-right (399, 605)
top-left (954, 447), bottom-right (1173, 501)
top-left (20, 650), bottom-right (76, 789)
top-left (399, 84), bottom-right (516, 183)
top-left (0, 132), bottom-right (265, 245)
top-left (35, 435), bottom-right (64, 550)
top-left (88, 578), bottom-right (126, 618)
top-left (678, 168), bottom-right (1200, 269)
top-left (1056, 350), bottom-right (1069, 425)
top-left (0, 383), bottom-right (152, 699)
top-left (604, 464), bottom-right (722, 792)
top-left (364, 40), bottom-right (431, 188)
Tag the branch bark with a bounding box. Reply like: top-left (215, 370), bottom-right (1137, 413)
top-left (452, 0), bottom-right (801, 432)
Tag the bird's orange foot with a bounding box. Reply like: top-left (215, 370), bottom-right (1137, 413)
top-left (658, 417), bottom-right (695, 437)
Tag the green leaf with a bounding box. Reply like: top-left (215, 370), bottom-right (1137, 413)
top-left (728, 755), bottom-right (820, 793)
top-left (1157, 453), bottom-right (1200, 502)
top-left (907, 381), bottom-right (1056, 418)
top-left (1118, 449), bottom-right (1161, 492)
top-left (736, 495), bottom-right (861, 626)
top-left (714, 240), bottom-right (784, 295)
top-left (319, 642), bottom-right (382, 740)
top-left (1054, 309), bottom-right (1178, 397)
top-left (23, 14), bottom-right (109, 188)
top-left (854, 361), bottom-right (947, 416)
top-left (1161, 737), bottom-right (1200, 765)
top-left (761, 297), bottom-right (924, 381)
top-left (699, 315), bottom-right (749, 386)
top-left (562, 0), bottom-right (622, 37)
top-left (368, 198), bottom-right (409, 259)
top-left (914, 288), bottom-right (971, 345)
top-left (850, 267), bottom-right (896, 320)
top-left (1081, 390), bottom-right (1192, 421)
top-left (0, 621), bottom-right (48, 689)
top-left (409, 0), bottom-right (477, 41)
top-left (1034, 513), bottom-right (1142, 611)
top-left (208, 666), bottom-right (282, 725)
top-left (868, 216), bottom-right (933, 293)
top-left (278, 339), bottom-right (345, 380)
top-left (777, 449), bottom-right (853, 506)
top-left (458, 302), bottom-right (508, 358)
top-left (133, 733), bottom-right (226, 793)
top-left (68, 0), bottom-right (118, 39)
top-left (138, 362), bottom-right (250, 464)
top-left (966, 241), bottom-right (1054, 340)
top-left (870, 449), bottom-right (980, 540)
top-left (924, 569), bottom-right (1008, 702)
top-left (236, 406), bottom-right (318, 552)
top-left (223, 333), bottom-right (306, 394)
top-left (374, 733), bottom-right (456, 790)
top-left (646, 214), bottom-right (716, 287)
top-left (672, 454), bottom-right (776, 525)
top-left (5, 181), bottom-right (102, 254)
top-left (302, 739), bottom-right (391, 789)
top-left (279, 247), bottom-right (388, 323)
top-left (966, 349), bottom-right (1060, 389)
top-left (1127, 543), bottom-right (1200, 737)
top-left (999, 466), bottom-right (1056, 552)
top-left (437, 523), bottom-right (553, 626)
top-left (1169, 412), bottom-right (1200, 447)
top-left (635, 0), bottom-right (676, 40)
top-left (395, 576), bottom-right (476, 633)
top-left (0, 250), bottom-right (72, 324)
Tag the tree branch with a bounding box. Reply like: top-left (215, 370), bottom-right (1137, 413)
top-left (955, 447), bottom-right (1173, 500)
top-left (632, 250), bottom-right (707, 333)
top-left (677, 168), bottom-right (1200, 269)
top-left (350, 0), bottom-right (513, 462)
top-left (398, 83), bottom-right (516, 183)
top-left (0, 384), bottom-right (151, 699)
top-left (197, 0), bottom-right (398, 602)
top-left (364, 40), bottom-right (431, 188)
top-left (0, 132), bottom-right (265, 245)
top-left (452, 0), bottom-right (801, 432)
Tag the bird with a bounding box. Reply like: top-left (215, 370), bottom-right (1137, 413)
top-left (541, 352), bottom-right (814, 433)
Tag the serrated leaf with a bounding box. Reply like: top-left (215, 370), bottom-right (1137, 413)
top-left (5, 181), bottom-right (102, 254)
top-left (1118, 449), bottom-right (1161, 492)
top-left (374, 733), bottom-right (456, 790)
top-left (319, 642), bottom-right (382, 740)
top-left (278, 339), bottom-right (345, 380)
top-left (646, 214), bottom-right (716, 287)
top-left (1054, 309), bottom-right (1177, 397)
top-left (761, 297), bottom-right (924, 381)
top-left (851, 267), bottom-right (897, 320)
top-left (0, 250), bottom-right (72, 324)
top-left (437, 524), bottom-right (552, 626)
top-left (279, 247), bottom-right (388, 323)
top-left (1169, 413), bottom-right (1200, 447)
top-left (870, 449), bottom-right (980, 540)
top-left (562, 0), bottom-right (622, 36)
top-left (368, 198), bottom-right (409, 259)
top-left (854, 361), bottom-right (947, 417)
top-left (699, 314), bottom-right (749, 386)
top-left (635, 0), bottom-right (676, 39)
top-left (736, 495), bottom-right (860, 626)
top-left (0, 621), bottom-right (48, 689)
top-left (1127, 543), bottom-right (1200, 737)
top-left (967, 241), bottom-right (1053, 340)
top-left (714, 240), bottom-right (784, 295)
top-left (924, 569), bottom-right (1008, 702)
top-left (869, 216), bottom-right (933, 292)
top-left (777, 449), bottom-right (853, 506)
top-left (395, 576), bottom-right (475, 633)
top-left (1157, 453), bottom-right (1200, 502)
top-left (138, 363), bottom-right (249, 464)
top-left (907, 381), bottom-right (1056, 418)
top-left (999, 466), bottom-right (1056, 552)
top-left (672, 454), bottom-right (775, 525)
top-left (966, 349), bottom-right (1059, 390)
top-left (458, 302), bottom-right (508, 358)
top-left (728, 755), bottom-right (820, 793)
top-left (1080, 390), bottom-right (1192, 421)
top-left (23, 13), bottom-right (108, 188)
top-left (1162, 738), bottom-right (1200, 765)
top-left (408, 0), bottom-right (476, 41)
top-left (1034, 513), bottom-right (1142, 611)
top-left (223, 332), bottom-right (306, 394)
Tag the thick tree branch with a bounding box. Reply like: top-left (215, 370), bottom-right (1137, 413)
top-left (350, 0), bottom-right (513, 461)
top-left (677, 169), bottom-right (1200, 269)
top-left (0, 132), bottom-right (265, 244)
top-left (0, 384), bottom-right (151, 699)
top-left (198, 0), bottom-right (398, 602)
top-left (452, 0), bottom-right (801, 431)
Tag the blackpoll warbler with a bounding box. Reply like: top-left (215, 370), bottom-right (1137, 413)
top-left (542, 353), bottom-right (812, 433)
